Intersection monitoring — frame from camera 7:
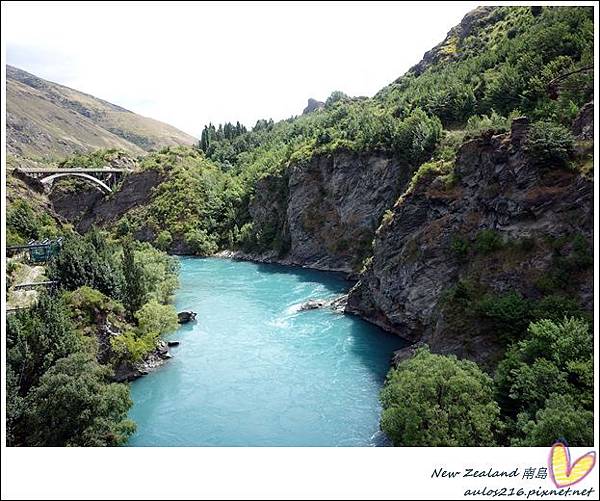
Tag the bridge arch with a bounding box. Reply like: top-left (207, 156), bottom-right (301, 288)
top-left (39, 172), bottom-right (113, 193)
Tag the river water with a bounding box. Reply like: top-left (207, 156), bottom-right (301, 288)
top-left (128, 257), bottom-right (405, 446)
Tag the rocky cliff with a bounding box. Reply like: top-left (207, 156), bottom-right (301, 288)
top-left (245, 150), bottom-right (415, 273)
top-left (346, 117), bottom-right (593, 366)
top-left (50, 169), bottom-right (164, 235)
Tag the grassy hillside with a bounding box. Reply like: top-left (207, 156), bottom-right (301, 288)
top-left (6, 65), bottom-right (197, 160)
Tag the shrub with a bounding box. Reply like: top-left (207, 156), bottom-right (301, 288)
top-left (409, 159), bottom-right (454, 191)
top-left (135, 299), bottom-right (179, 337)
top-left (474, 229), bottom-right (504, 254)
top-left (389, 109), bottom-right (443, 165)
top-left (325, 90), bottom-right (349, 107)
top-left (237, 222), bottom-right (257, 252)
top-left (154, 230), bottom-right (173, 251)
top-left (185, 228), bottom-right (219, 256)
top-left (64, 286), bottom-right (125, 327)
top-left (478, 291), bottom-right (532, 340)
top-left (530, 294), bottom-right (586, 323)
top-left (380, 209), bottom-right (394, 228)
top-left (111, 330), bottom-right (157, 363)
top-left (7, 200), bottom-right (60, 242)
top-left (380, 347), bottom-right (500, 446)
top-left (450, 235), bottom-right (470, 260)
top-left (526, 121), bottom-right (574, 166)
top-left (465, 110), bottom-right (513, 138)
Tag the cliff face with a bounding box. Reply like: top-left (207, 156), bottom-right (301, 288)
top-left (346, 119), bottom-right (593, 365)
top-left (247, 151), bottom-right (414, 273)
top-left (50, 169), bottom-right (163, 234)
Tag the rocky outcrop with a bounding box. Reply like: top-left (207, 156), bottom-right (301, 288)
top-left (298, 294), bottom-right (347, 313)
top-left (303, 98), bottom-right (325, 114)
top-left (113, 341), bottom-right (173, 382)
top-left (247, 151), bottom-right (414, 273)
top-left (406, 7), bottom-right (496, 77)
top-left (572, 101), bottom-right (594, 140)
top-left (346, 119), bottom-right (593, 366)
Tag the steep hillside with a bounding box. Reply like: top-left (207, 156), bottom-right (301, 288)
top-left (6, 65), bottom-right (196, 159)
top-left (346, 117), bottom-right (593, 367)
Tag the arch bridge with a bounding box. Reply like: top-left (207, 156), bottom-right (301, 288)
top-left (16, 167), bottom-right (132, 194)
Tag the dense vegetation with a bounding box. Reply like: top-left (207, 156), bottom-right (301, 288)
top-left (6, 198), bottom-right (63, 245)
top-left (381, 316), bottom-right (593, 447)
top-left (7, 231), bottom-right (179, 446)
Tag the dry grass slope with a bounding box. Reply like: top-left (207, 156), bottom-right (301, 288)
top-left (6, 65), bottom-right (197, 159)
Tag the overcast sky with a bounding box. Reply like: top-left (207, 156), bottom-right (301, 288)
top-left (5, 1), bottom-right (473, 137)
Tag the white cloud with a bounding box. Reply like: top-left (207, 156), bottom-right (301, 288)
top-left (4, 1), bottom-right (472, 137)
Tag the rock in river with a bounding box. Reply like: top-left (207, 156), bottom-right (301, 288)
top-left (178, 311), bottom-right (197, 324)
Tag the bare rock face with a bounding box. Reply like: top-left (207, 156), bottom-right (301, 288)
top-left (247, 151), bottom-right (414, 273)
top-left (50, 169), bottom-right (164, 232)
top-left (286, 152), bottom-right (410, 272)
top-left (303, 98), bottom-right (325, 114)
top-left (113, 341), bottom-right (173, 382)
top-left (407, 6), bottom-right (496, 77)
top-left (346, 119), bottom-right (593, 366)
top-left (572, 101), bottom-right (594, 140)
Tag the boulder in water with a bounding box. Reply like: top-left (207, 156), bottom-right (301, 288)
top-left (167, 340), bottom-right (180, 347)
top-left (298, 295), bottom-right (348, 313)
top-left (298, 299), bottom-right (326, 311)
top-left (178, 311), bottom-right (197, 324)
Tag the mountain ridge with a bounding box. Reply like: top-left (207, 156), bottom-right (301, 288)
top-left (6, 65), bottom-right (197, 159)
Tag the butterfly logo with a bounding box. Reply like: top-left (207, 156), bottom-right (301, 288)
top-left (549, 442), bottom-right (596, 488)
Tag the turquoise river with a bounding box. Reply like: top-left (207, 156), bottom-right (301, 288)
top-left (128, 257), bottom-right (405, 446)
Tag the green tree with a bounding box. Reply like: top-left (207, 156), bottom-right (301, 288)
top-left (122, 238), bottom-right (145, 320)
top-left (513, 394), bottom-right (594, 446)
top-left (154, 230), bottom-right (173, 251)
top-left (48, 230), bottom-right (123, 298)
top-left (526, 121), bottom-right (574, 166)
top-left (6, 367), bottom-right (25, 446)
top-left (380, 347), bottom-right (500, 446)
top-left (135, 299), bottom-right (179, 337)
top-left (7, 292), bottom-right (82, 395)
top-left (389, 109), bottom-right (443, 165)
top-left (135, 243), bottom-right (179, 304)
top-left (24, 353), bottom-right (135, 446)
